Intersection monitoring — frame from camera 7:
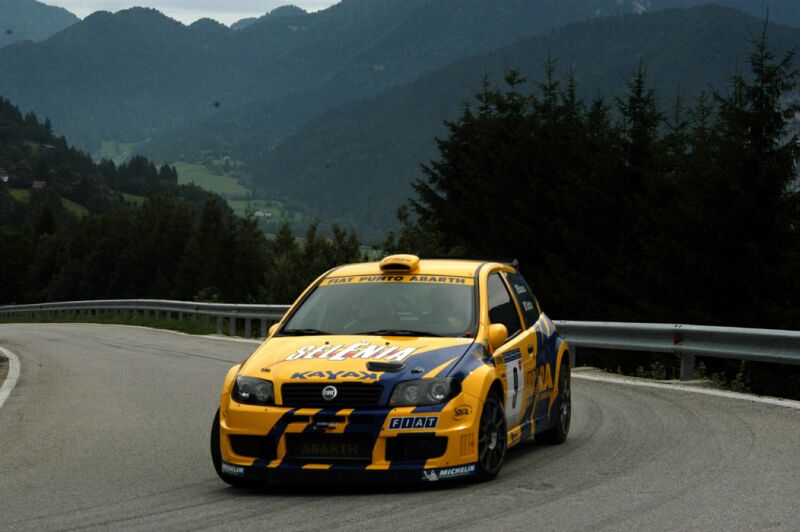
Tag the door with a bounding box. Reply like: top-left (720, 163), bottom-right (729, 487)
top-left (486, 272), bottom-right (534, 428)
top-left (503, 271), bottom-right (554, 424)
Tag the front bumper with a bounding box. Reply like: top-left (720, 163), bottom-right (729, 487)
top-left (219, 396), bottom-right (481, 483)
top-left (220, 460), bottom-right (478, 483)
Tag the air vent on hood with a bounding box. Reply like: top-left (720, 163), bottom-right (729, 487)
top-left (379, 254), bottom-right (420, 273)
top-left (367, 361), bottom-right (405, 373)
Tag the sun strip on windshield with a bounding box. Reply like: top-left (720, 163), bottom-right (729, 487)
top-left (320, 275), bottom-right (474, 286)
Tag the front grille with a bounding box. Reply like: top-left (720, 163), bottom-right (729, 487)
top-left (229, 435), bottom-right (278, 460)
top-left (285, 434), bottom-right (373, 462)
top-left (280, 383), bottom-right (383, 407)
top-left (386, 435), bottom-right (448, 462)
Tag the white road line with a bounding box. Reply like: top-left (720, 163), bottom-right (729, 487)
top-left (573, 372), bottom-right (800, 411)
top-left (0, 346), bottom-right (21, 410)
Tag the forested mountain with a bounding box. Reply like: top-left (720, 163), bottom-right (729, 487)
top-left (0, 0), bottom-right (78, 48)
top-left (252, 5), bottom-right (800, 238)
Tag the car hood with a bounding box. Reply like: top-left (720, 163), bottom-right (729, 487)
top-left (240, 335), bottom-right (476, 384)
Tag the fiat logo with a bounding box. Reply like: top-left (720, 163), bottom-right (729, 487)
top-left (322, 385), bottom-right (338, 401)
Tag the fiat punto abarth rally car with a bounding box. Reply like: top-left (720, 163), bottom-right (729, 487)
top-left (211, 255), bottom-right (571, 485)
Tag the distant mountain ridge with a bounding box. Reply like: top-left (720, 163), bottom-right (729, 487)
top-left (0, 0), bottom-right (79, 48)
top-left (1, 0), bottom-right (796, 154)
top-left (231, 5), bottom-right (308, 30)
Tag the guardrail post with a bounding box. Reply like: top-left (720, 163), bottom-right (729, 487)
top-left (230, 317), bottom-right (236, 337)
top-left (680, 352), bottom-right (695, 381)
top-left (244, 319), bottom-right (252, 338)
top-left (216, 316), bottom-right (223, 335)
top-left (260, 319), bottom-right (267, 338)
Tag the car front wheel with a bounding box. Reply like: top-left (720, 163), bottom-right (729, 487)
top-left (475, 391), bottom-right (507, 481)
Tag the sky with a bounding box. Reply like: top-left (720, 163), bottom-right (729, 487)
top-left (44, 1), bottom-right (339, 25)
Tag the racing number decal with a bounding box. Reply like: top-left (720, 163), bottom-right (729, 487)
top-left (512, 367), bottom-right (519, 410)
top-left (504, 349), bottom-right (523, 424)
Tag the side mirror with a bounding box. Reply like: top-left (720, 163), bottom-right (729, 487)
top-left (488, 323), bottom-right (508, 350)
top-left (268, 323), bottom-right (280, 338)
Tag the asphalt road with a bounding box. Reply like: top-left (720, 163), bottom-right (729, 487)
top-left (1, 323), bottom-right (799, 531)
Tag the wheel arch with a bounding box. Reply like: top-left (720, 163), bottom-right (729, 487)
top-left (548, 340), bottom-right (571, 414)
top-left (488, 379), bottom-right (505, 402)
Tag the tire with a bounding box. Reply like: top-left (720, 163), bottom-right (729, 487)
top-left (475, 391), bottom-right (507, 481)
top-left (210, 408), bottom-right (256, 488)
top-left (536, 359), bottom-right (571, 445)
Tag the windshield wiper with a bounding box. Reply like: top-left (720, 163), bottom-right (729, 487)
top-left (279, 328), bottom-right (331, 336)
top-left (356, 329), bottom-right (442, 337)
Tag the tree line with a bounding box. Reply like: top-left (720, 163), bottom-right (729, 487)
top-left (0, 195), bottom-right (363, 305)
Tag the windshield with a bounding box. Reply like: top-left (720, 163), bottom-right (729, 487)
top-left (282, 275), bottom-right (475, 337)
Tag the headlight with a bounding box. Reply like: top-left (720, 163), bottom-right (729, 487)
top-left (232, 376), bottom-right (274, 405)
top-left (389, 378), bottom-right (459, 406)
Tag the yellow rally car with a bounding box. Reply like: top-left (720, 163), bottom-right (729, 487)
top-left (211, 255), bottom-right (571, 484)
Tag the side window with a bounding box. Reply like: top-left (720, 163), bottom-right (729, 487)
top-left (487, 273), bottom-right (523, 338)
top-left (505, 272), bottom-right (540, 329)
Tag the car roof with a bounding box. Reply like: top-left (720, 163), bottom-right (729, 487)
top-left (330, 259), bottom-right (495, 278)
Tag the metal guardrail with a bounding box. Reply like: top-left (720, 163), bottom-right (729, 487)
top-left (0, 299), bottom-right (290, 339)
top-left (1, 301), bottom-right (799, 380)
top-left (555, 321), bottom-right (800, 380)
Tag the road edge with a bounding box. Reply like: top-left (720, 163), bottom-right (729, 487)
top-left (573, 369), bottom-right (800, 410)
top-left (0, 345), bottom-right (20, 410)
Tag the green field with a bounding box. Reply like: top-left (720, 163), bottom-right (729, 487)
top-left (174, 162), bottom-right (248, 197)
top-left (8, 188), bottom-right (31, 202)
top-left (61, 198), bottom-right (89, 216)
top-left (9, 187), bottom-right (88, 215)
top-left (121, 192), bottom-right (145, 205)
